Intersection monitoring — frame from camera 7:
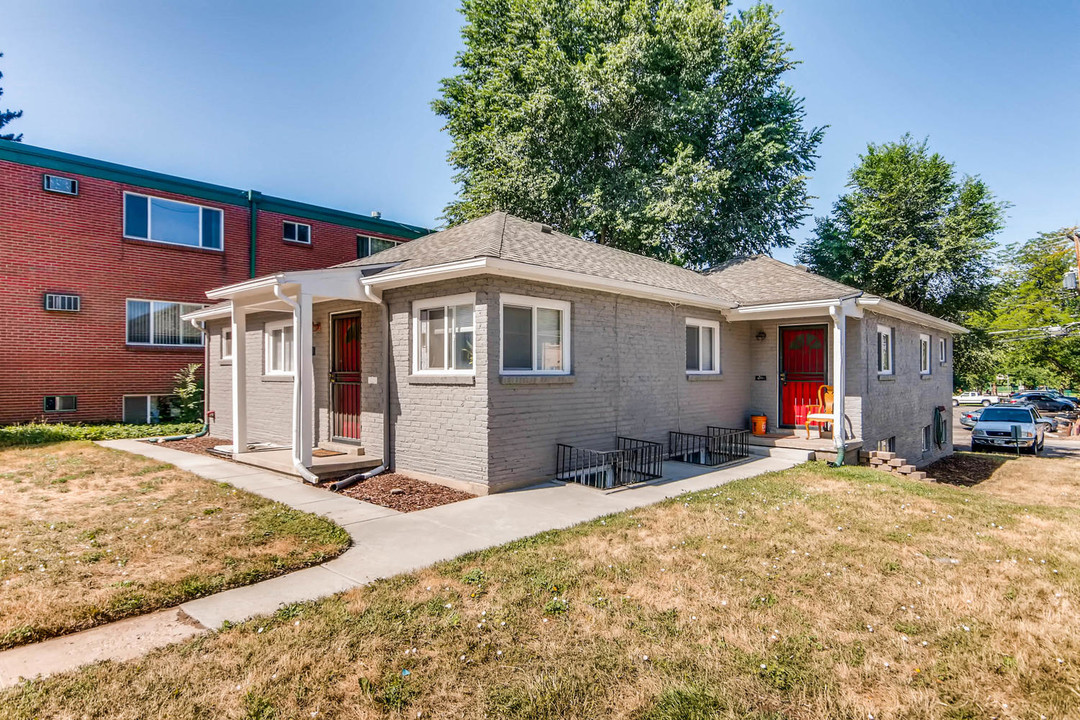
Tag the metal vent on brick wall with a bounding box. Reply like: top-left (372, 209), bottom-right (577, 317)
top-left (44, 293), bottom-right (81, 312)
top-left (43, 174), bottom-right (79, 196)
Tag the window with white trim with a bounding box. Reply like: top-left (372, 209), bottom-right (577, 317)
top-left (283, 221), bottom-right (311, 244)
top-left (939, 337), bottom-right (947, 364)
top-left (43, 395), bottom-right (77, 413)
top-left (500, 294), bottom-right (571, 375)
top-left (922, 425), bottom-right (932, 453)
top-left (919, 334), bottom-right (932, 375)
top-left (123, 192), bottom-right (223, 250)
top-left (357, 235), bottom-right (399, 258)
top-left (877, 325), bottom-right (894, 375)
top-left (221, 327), bottom-right (233, 360)
top-left (264, 319), bottom-right (294, 375)
top-left (123, 395), bottom-right (180, 424)
top-left (685, 318), bottom-right (721, 374)
top-left (126, 300), bottom-right (204, 346)
top-left (413, 294), bottom-right (475, 374)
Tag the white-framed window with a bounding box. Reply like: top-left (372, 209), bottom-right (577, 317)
top-left (500, 294), bottom-right (571, 375)
top-left (358, 235), bottom-right (399, 258)
top-left (123, 394), bottom-right (180, 424)
top-left (939, 337), bottom-right (947, 364)
top-left (685, 318), bottom-right (721, 374)
top-left (877, 325), bottom-right (894, 375)
top-left (126, 299), bottom-right (204, 346)
top-left (264, 319), bottom-right (294, 375)
top-left (413, 294), bottom-right (476, 375)
top-left (919, 334), bottom-right (931, 375)
top-left (123, 192), bottom-right (223, 250)
top-left (43, 395), bottom-right (77, 413)
top-left (221, 327), bottom-right (233, 361)
top-left (922, 424), bottom-right (932, 453)
top-left (283, 221), bottom-right (311, 244)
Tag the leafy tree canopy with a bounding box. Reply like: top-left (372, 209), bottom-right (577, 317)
top-left (797, 135), bottom-right (1007, 319)
top-left (0, 52), bottom-right (23, 142)
top-left (434, 0), bottom-right (824, 267)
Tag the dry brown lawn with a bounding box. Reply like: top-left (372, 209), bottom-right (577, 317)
top-left (3, 453), bottom-right (1078, 719)
top-left (0, 441), bottom-right (349, 649)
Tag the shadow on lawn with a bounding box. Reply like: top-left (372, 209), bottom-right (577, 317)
top-left (924, 451), bottom-right (1015, 487)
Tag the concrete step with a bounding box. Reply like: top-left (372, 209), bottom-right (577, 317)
top-left (317, 441), bottom-right (366, 456)
top-left (747, 445), bottom-right (815, 463)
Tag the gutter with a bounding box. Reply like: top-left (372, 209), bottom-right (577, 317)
top-left (273, 285), bottom-right (320, 484)
top-left (330, 282), bottom-right (390, 491)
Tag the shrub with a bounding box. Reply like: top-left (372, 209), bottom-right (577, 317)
top-left (0, 421), bottom-right (202, 447)
top-left (172, 363), bottom-right (204, 423)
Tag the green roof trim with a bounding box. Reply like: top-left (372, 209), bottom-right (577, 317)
top-left (0, 140), bottom-right (431, 239)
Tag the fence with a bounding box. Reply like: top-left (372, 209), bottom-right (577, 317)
top-left (555, 436), bottom-right (664, 489)
top-left (668, 427), bottom-right (750, 466)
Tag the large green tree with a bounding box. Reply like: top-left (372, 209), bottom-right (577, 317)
top-left (0, 52), bottom-right (23, 142)
top-left (433, 0), bottom-right (824, 267)
top-left (797, 135), bottom-right (1007, 319)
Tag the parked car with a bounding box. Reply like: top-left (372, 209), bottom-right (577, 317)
top-left (1004, 392), bottom-right (1078, 414)
top-left (971, 405), bottom-right (1053, 454)
top-left (959, 407), bottom-right (983, 429)
top-left (953, 391), bottom-right (1001, 407)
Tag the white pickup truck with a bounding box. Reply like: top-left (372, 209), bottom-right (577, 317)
top-left (952, 391), bottom-right (1001, 407)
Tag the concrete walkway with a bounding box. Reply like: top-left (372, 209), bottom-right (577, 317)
top-left (0, 441), bottom-right (795, 688)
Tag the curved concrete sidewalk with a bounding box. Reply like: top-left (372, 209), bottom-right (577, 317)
top-left (0, 440), bottom-right (795, 688)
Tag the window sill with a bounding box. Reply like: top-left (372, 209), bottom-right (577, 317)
top-left (686, 373), bottom-right (723, 382)
top-left (499, 374), bottom-right (575, 386)
top-left (121, 237), bottom-right (224, 254)
top-left (261, 374), bottom-right (294, 383)
top-left (282, 239), bottom-right (313, 248)
top-left (920, 373), bottom-right (934, 380)
top-left (220, 359), bottom-right (233, 366)
top-left (127, 344), bottom-right (204, 352)
top-left (408, 374), bottom-right (475, 386)
top-left (877, 374), bottom-right (896, 381)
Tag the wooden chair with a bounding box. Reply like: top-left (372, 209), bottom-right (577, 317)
top-left (805, 385), bottom-right (834, 439)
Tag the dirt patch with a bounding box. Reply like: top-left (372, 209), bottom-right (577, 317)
top-left (162, 435), bottom-right (233, 459)
top-left (924, 452), bottom-right (1014, 486)
top-left (328, 472), bottom-right (475, 512)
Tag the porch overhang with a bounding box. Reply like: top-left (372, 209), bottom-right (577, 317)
top-left (726, 294), bottom-right (865, 322)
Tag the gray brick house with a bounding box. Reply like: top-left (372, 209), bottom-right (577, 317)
top-left (184, 212), bottom-right (964, 494)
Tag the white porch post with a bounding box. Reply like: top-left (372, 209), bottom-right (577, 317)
top-left (231, 305), bottom-right (248, 455)
top-left (296, 292), bottom-right (315, 467)
top-left (830, 303), bottom-right (847, 447)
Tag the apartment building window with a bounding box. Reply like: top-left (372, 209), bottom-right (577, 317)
top-left (126, 300), bottom-right (205, 346)
top-left (43, 395), bottom-right (77, 413)
top-left (414, 294), bottom-right (475, 374)
top-left (939, 337), bottom-right (947, 364)
top-left (283, 221), bottom-right (311, 244)
top-left (221, 328), bottom-right (233, 360)
top-left (500, 294), bottom-right (570, 375)
top-left (123, 395), bottom-right (181, 424)
top-left (123, 192), bottom-right (223, 250)
top-left (357, 235), bottom-right (399, 258)
top-left (877, 325), bottom-right (894, 375)
top-left (922, 425), bottom-right (932, 453)
top-left (264, 319), bottom-right (294, 375)
top-left (686, 318), bottom-right (721, 374)
top-left (919, 334), bottom-right (932, 375)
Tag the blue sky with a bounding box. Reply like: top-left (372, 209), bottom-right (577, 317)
top-left (2, 0), bottom-right (1077, 263)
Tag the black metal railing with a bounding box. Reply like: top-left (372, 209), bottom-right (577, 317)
top-left (668, 427), bottom-right (750, 466)
top-left (555, 436), bottom-right (664, 489)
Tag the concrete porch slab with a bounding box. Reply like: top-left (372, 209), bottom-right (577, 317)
top-left (231, 448), bottom-right (382, 480)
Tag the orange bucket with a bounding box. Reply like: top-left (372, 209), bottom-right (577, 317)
top-left (751, 415), bottom-right (767, 436)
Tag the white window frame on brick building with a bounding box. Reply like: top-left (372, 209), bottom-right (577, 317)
top-left (123, 394), bottom-right (181, 424)
top-left (499, 294), bottom-right (571, 376)
top-left (413, 293), bottom-right (476, 375)
top-left (876, 324), bottom-right (894, 376)
top-left (264, 319), bottom-right (294, 376)
top-left (939, 336), bottom-right (947, 364)
top-left (221, 327), bottom-right (233, 361)
top-left (919, 333), bottom-right (932, 375)
top-left (685, 318), bottom-right (721, 375)
top-left (122, 192), bottom-right (224, 251)
top-left (283, 221), bottom-right (311, 245)
top-left (43, 395), bottom-right (77, 413)
top-left (126, 299), bottom-right (205, 347)
top-left (357, 235), bottom-right (399, 258)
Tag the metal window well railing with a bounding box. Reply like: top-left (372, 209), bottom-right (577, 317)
top-left (668, 427), bottom-right (750, 466)
top-left (556, 437), bottom-right (665, 489)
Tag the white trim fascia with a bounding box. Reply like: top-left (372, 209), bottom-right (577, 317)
top-left (362, 256), bottom-right (736, 311)
top-left (857, 297), bottom-right (967, 334)
top-left (182, 303), bottom-right (233, 322)
top-left (206, 274), bottom-right (287, 300)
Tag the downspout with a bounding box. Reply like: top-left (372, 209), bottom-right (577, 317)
top-left (330, 281), bottom-right (389, 491)
top-left (155, 319), bottom-right (211, 442)
top-left (828, 301), bottom-right (849, 467)
top-left (247, 190), bottom-right (261, 279)
top-left (273, 285), bottom-right (320, 484)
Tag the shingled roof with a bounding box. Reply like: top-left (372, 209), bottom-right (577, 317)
top-left (338, 212), bottom-right (739, 306)
top-left (704, 255), bottom-right (863, 306)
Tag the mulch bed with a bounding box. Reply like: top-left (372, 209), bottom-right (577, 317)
top-left (327, 472), bottom-right (475, 512)
top-left (924, 452), bottom-right (1012, 487)
top-left (162, 435), bottom-right (233, 459)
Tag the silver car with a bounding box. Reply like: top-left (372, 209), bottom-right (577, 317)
top-left (971, 405), bottom-right (1052, 454)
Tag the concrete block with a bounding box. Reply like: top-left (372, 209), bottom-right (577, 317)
top-left (887, 458), bottom-right (904, 467)
top-left (896, 465), bottom-right (915, 474)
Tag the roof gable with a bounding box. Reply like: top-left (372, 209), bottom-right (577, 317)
top-left (704, 255), bottom-right (862, 305)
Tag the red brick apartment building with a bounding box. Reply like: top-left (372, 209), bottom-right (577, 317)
top-left (0, 140), bottom-right (429, 424)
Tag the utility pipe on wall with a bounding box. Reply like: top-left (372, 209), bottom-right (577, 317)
top-left (828, 302), bottom-right (847, 466)
top-left (273, 285), bottom-right (320, 484)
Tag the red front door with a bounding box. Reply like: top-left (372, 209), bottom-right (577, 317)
top-left (331, 313), bottom-right (363, 443)
top-left (779, 326), bottom-right (827, 427)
